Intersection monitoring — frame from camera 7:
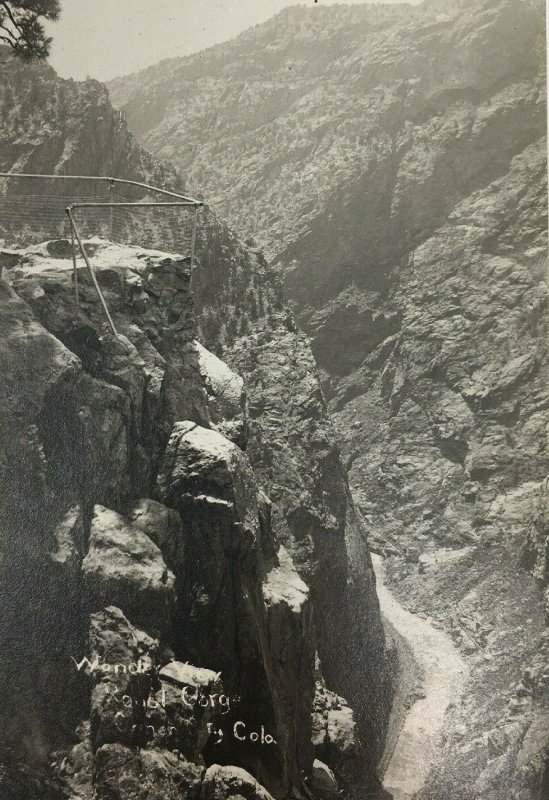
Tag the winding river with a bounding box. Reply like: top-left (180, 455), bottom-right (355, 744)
top-left (371, 554), bottom-right (467, 800)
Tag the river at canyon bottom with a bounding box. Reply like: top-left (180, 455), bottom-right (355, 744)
top-left (371, 554), bottom-right (467, 800)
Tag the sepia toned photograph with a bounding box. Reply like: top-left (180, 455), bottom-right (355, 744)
top-left (0, 1), bottom-right (547, 799)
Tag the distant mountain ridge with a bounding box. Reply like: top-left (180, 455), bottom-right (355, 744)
top-left (108, 0), bottom-right (545, 292)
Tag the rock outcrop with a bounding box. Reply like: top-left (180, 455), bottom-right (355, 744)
top-left (82, 506), bottom-right (176, 638)
top-left (0, 231), bottom-right (387, 799)
top-left (157, 419), bottom-right (315, 793)
top-left (196, 341), bottom-right (248, 447)
top-left (0, 48), bottom-right (391, 798)
top-left (0, 47), bottom-right (176, 191)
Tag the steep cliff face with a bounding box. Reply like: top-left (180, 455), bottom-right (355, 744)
top-left (333, 136), bottom-right (548, 800)
top-left (108, 0), bottom-right (544, 281)
top-left (192, 213), bottom-right (392, 783)
top-left (109, 0), bottom-right (549, 797)
top-left (0, 54), bottom-right (390, 800)
top-left (0, 240), bottom-right (314, 799)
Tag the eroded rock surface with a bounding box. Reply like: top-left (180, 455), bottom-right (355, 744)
top-left (107, 1), bottom-right (549, 796)
top-left (189, 216), bottom-right (391, 786)
top-left (11, 2), bottom-right (548, 791)
top-left (83, 506), bottom-right (176, 637)
top-left (0, 234), bottom-right (382, 800)
top-left (158, 420), bottom-right (315, 794)
top-left (2, 45), bottom-right (392, 794)
top-left (196, 340), bottom-right (248, 447)
top-left (202, 764), bottom-right (275, 800)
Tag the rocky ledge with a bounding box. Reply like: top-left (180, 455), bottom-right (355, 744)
top-left (0, 238), bottom-right (387, 800)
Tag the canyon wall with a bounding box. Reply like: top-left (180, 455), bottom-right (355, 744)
top-left (0, 240), bottom-right (314, 799)
top-left (109, 1), bottom-right (549, 797)
top-left (0, 53), bottom-right (390, 799)
top-left (0, 48), bottom-right (176, 188)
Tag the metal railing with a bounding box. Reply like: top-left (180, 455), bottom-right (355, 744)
top-left (0, 172), bottom-right (203, 336)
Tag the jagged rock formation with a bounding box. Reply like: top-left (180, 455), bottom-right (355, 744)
top-left (109, 1), bottom-right (549, 797)
top-left (191, 214), bottom-right (392, 787)
top-left (366, 137), bottom-right (548, 800)
top-left (0, 48), bottom-right (176, 189)
top-left (0, 233), bottom-right (388, 800)
top-left (0, 49), bottom-right (391, 798)
top-left (0, 240), bottom-right (310, 799)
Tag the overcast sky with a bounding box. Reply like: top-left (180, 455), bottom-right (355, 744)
top-left (46, 0), bottom-right (420, 82)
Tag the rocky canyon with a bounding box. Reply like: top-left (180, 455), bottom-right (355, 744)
top-left (109, 0), bottom-right (549, 797)
top-left (0, 40), bottom-right (389, 800)
top-left (0, 0), bottom-right (548, 799)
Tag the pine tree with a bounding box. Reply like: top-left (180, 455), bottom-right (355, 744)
top-left (0, 1), bottom-right (60, 61)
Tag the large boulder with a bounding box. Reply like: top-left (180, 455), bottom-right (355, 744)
top-left (158, 421), bottom-right (259, 528)
top-left (127, 497), bottom-right (186, 574)
top-left (0, 282), bottom-right (80, 553)
top-left (82, 505), bottom-right (176, 637)
top-left (310, 759), bottom-right (338, 799)
top-left (196, 341), bottom-right (247, 448)
top-left (201, 765), bottom-right (275, 800)
top-left (94, 743), bottom-right (204, 800)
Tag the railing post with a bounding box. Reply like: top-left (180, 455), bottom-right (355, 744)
top-left (69, 223), bottom-right (79, 304)
top-left (189, 205), bottom-right (199, 292)
top-left (0, 174), bottom-right (203, 322)
top-left (66, 207), bottom-right (117, 336)
top-left (108, 179), bottom-right (115, 240)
